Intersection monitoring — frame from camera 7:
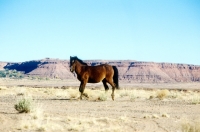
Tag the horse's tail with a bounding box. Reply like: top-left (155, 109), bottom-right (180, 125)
top-left (112, 66), bottom-right (119, 89)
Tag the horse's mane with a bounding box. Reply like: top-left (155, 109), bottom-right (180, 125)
top-left (71, 56), bottom-right (88, 66)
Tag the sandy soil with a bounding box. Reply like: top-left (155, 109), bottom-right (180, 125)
top-left (0, 79), bottom-right (200, 132)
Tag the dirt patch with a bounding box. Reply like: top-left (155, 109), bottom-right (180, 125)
top-left (0, 81), bottom-right (200, 132)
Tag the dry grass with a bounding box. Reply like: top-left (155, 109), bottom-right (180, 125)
top-left (98, 92), bottom-right (107, 101)
top-left (156, 89), bottom-right (170, 100)
top-left (1, 85), bottom-right (199, 102)
top-left (161, 113), bottom-right (170, 118)
top-left (17, 103), bottom-right (65, 131)
top-left (129, 92), bottom-right (136, 101)
top-left (119, 89), bottom-right (130, 97)
top-left (0, 86), bottom-right (8, 90)
top-left (1, 83), bottom-right (200, 131)
top-left (16, 103), bottom-right (131, 132)
top-left (181, 120), bottom-right (200, 132)
top-left (65, 116), bottom-right (130, 132)
top-left (67, 88), bottom-right (80, 99)
top-left (190, 95), bottom-right (200, 105)
top-left (143, 113), bottom-right (170, 119)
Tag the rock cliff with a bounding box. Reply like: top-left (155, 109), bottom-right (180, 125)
top-left (2, 59), bottom-right (200, 83)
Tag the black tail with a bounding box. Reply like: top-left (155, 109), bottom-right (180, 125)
top-left (112, 66), bottom-right (119, 89)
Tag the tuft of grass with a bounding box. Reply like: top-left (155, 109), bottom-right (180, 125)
top-left (37, 127), bottom-right (46, 132)
top-left (0, 86), bottom-right (8, 91)
top-left (149, 95), bottom-right (155, 99)
top-left (190, 96), bottom-right (200, 105)
top-left (15, 98), bottom-right (32, 113)
top-left (68, 88), bottom-right (79, 99)
top-left (98, 92), bottom-right (107, 101)
top-left (31, 104), bottom-right (44, 120)
top-left (156, 89), bottom-right (169, 100)
top-left (119, 90), bottom-right (129, 97)
top-left (181, 120), bottom-right (200, 132)
top-left (129, 93), bottom-right (135, 101)
top-left (55, 89), bottom-right (69, 98)
top-left (161, 113), bottom-right (170, 118)
top-left (169, 90), bottom-right (179, 99)
top-left (152, 114), bottom-right (159, 119)
top-left (143, 114), bottom-right (151, 119)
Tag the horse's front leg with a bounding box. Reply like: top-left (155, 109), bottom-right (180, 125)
top-left (79, 81), bottom-right (87, 100)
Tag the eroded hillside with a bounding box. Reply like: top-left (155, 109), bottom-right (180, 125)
top-left (1, 59), bottom-right (200, 83)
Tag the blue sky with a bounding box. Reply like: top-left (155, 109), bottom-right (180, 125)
top-left (0, 0), bottom-right (200, 65)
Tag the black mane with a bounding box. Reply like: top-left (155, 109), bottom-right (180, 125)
top-left (70, 56), bottom-right (88, 66)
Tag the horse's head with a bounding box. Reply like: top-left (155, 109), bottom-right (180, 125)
top-left (70, 56), bottom-right (78, 72)
top-left (70, 60), bottom-right (77, 72)
top-left (70, 56), bottom-right (77, 67)
top-left (70, 56), bottom-right (88, 68)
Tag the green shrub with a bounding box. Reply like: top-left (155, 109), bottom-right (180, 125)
top-left (0, 70), bottom-right (6, 77)
top-left (15, 98), bottom-right (32, 113)
top-left (0, 69), bottom-right (24, 79)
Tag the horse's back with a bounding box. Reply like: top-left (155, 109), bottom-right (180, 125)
top-left (87, 64), bottom-right (113, 74)
top-left (84, 64), bottom-right (114, 83)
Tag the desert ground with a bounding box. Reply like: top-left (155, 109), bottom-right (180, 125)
top-left (0, 78), bottom-right (200, 132)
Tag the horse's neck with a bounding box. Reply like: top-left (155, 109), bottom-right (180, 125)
top-left (75, 62), bottom-right (85, 75)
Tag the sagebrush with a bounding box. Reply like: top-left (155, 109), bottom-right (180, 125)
top-left (15, 98), bottom-right (32, 113)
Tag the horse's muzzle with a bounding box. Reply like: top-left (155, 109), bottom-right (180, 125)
top-left (70, 66), bottom-right (74, 72)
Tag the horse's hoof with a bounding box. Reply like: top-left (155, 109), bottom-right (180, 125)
top-left (111, 96), bottom-right (114, 101)
top-left (111, 94), bottom-right (115, 101)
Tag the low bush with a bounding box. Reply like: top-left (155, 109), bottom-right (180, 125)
top-left (156, 89), bottom-right (169, 100)
top-left (15, 98), bottom-right (32, 113)
top-left (0, 69), bottom-right (24, 79)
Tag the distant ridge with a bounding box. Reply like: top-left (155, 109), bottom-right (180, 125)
top-left (1, 58), bottom-right (200, 83)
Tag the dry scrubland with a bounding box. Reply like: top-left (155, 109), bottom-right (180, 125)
top-left (0, 79), bottom-right (200, 132)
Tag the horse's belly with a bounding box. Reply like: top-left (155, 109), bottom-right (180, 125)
top-left (88, 78), bottom-right (102, 83)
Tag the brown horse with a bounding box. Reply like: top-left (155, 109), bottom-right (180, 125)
top-left (70, 56), bottom-right (119, 100)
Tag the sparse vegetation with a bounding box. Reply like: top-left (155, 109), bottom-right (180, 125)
top-left (190, 95), bottom-right (200, 105)
top-left (169, 90), bottom-right (179, 99)
top-left (1, 82), bottom-right (200, 131)
top-left (119, 89), bottom-right (129, 97)
top-left (181, 120), bottom-right (200, 132)
top-left (15, 98), bottom-right (32, 113)
top-left (156, 89), bottom-right (169, 100)
top-left (129, 93), bottom-right (135, 101)
top-left (0, 69), bottom-right (24, 79)
top-left (98, 92), bottom-right (107, 101)
top-left (29, 76), bottom-right (49, 80)
top-left (68, 88), bottom-right (79, 99)
top-left (161, 113), bottom-right (170, 118)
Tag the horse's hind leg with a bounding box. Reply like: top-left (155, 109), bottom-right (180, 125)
top-left (107, 79), bottom-right (116, 101)
top-left (111, 86), bottom-right (115, 101)
top-left (102, 79), bottom-right (109, 92)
